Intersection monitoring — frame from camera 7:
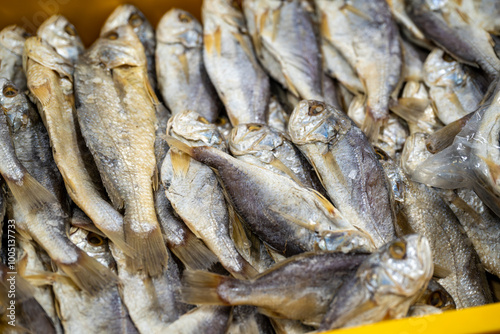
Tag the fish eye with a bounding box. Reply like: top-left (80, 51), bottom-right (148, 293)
top-left (442, 53), bottom-right (455, 63)
top-left (3, 85), bottom-right (18, 98)
top-left (247, 124), bottom-right (262, 131)
top-left (374, 147), bottom-right (389, 161)
top-left (308, 103), bottom-right (325, 116)
top-left (197, 116), bottom-right (210, 124)
top-left (64, 24), bottom-right (76, 37)
top-left (178, 13), bottom-right (192, 23)
top-left (428, 291), bottom-right (445, 308)
top-left (129, 13), bottom-right (143, 27)
top-left (86, 232), bottom-right (104, 246)
top-left (107, 31), bottom-right (119, 40)
top-left (389, 240), bottom-right (406, 259)
top-left (216, 117), bottom-right (227, 126)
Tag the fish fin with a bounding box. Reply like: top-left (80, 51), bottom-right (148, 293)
top-left (425, 112), bottom-right (473, 154)
top-left (320, 13), bottom-right (331, 40)
top-left (271, 8), bottom-right (281, 42)
top-left (283, 73), bottom-right (300, 98)
top-left (395, 210), bottom-right (417, 236)
top-left (389, 97), bottom-right (431, 124)
top-left (57, 251), bottom-right (117, 295)
top-left (265, 245), bottom-right (286, 264)
top-left (318, 229), bottom-right (375, 253)
top-left (169, 232), bottom-right (218, 270)
top-left (433, 264), bottom-right (451, 279)
top-left (181, 270), bottom-right (231, 305)
top-left (214, 26), bottom-right (222, 56)
top-left (204, 32), bottom-right (214, 54)
top-left (268, 159), bottom-right (304, 186)
top-left (309, 188), bottom-right (337, 217)
top-left (454, 8), bottom-right (470, 24)
top-left (152, 164), bottom-right (159, 192)
top-left (23, 271), bottom-right (73, 287)
top-left (170, 148), bottom-right (191, 177)
top-left (231, 32), bottom-right (254, 64)
top-left (361, 107), bottom-right (384, 142)
top-left (70, 215), bottom-right (106, 237)
top-left (178, 53), bottom-right (190, 84)
top-left (124, 222), bottom-right (168, 277)
top-left (164, 136), bottom-right (195, 157)
top-left (28, 75), bottom-right (52, 108)
top-left (5, 173), bottom-right (58, 214)
top-left (340, 4), bottom-right (371, 20)
top-left (268, 205), bottom-right (316, 230)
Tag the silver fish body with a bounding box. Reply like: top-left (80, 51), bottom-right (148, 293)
top-left (156, 9), bottom-right (220, 122)
top-left (288, 100), bottom-right (396, 248)
top-left (202, 0), bottom-right (270, 126)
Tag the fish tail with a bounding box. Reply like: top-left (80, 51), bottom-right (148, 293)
top-left (4, 172), bottom-right (57, 214)
top-left (169, 232), bottom-right (218, 270)
top-left (237, 260), bottom-right (259, 280)
top-left (100, 228), bottom-right (135, 259)
top-left (57, 251), bottom-right (117, 295)
top-left (181, 270), bottom-right (231, 305)
top-left (125, 222), bottom-right (169, 277)
top-left (426, 112), bottom-right (473, 154)
top-left (361, 109), bottom-right (385, 143)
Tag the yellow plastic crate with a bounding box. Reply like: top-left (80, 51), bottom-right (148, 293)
top-left (2, 1), bottom-right (499, 333)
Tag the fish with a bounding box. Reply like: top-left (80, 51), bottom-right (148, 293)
top-left (181, 251), bottom-right (370, 326)
top-left (228, 123), bottom-right (326, 195)
top-left (0, 262), bottom-right (56, 334)
top-left (156, 8), bottom-right (220, 122)
top-left (0, 78), bottom-right (117, 295)
top-left (110, 243), bottom-right (190, 334)
top-left (166, 135), bottom-right (373, 257)
top-left (410, 81), bottom-right (500, 217)
top-left (101, 4), bottom-right (157, 90)
top-left (315, 0), bottom-right (402, 140)
top-left (266, 96), bottom-right (289, 132)
top-left (440, 188), bottom-right (500, 278)
top-left (288, 100), bottom-right (397, 248)
top-left (74, 25), bottom-right (168, 276)
top-left (319, 234), bottom-right (433, 330)
top-left (400, 132), bottom-right (433, 177)
top-left (15, 237), bottom-right (62, 334)
top-left (0, 25), bottom-right (29, 91)
top-left (243, 0), bottom-right (324, 101)
top-left (386, 0), bottom-right (425, 41)
top-left (162, 110), bottom-right (257, 279)
top-left (226, 306), bottom-right (274, 334)
top-left (202, 0), bottom-right (270, 126)
top-left (163, 306), bottom-right (232, 334)
top-left (413, 279), bottom-right (456, 311)
top-left (24, 18), bottom-right (133, 258)
top-left (405, 0), bottom-right (500, 80)
top-left (423, 48), bottom-right (483, 125)
top-left (53, 227), bottom-right (138, 334)
top-left (379, 154), bottom-right (492, 308)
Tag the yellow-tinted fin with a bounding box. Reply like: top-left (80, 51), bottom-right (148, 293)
top-left (389, 97), bottom-right (431, 124)
top-left (23, 271), bottom-right (73, 287)
top-left (361, 108), bottom-right (383, 143)
top-left (271, 8), bottom-right (281, 42)
top-left (57, 251), bottom-right (117, 295)
top-left (283, 74), bottom-right (300, 99)
top-left (170, 148), bottom-right (191, 177)
top-left (164, 136), bottom-right (195, 157)
top-left (169, 232), bottom-right (218, 270)
top-left (321, 13), bottom-right (331, 40)
top-left (5, 173), bottom-right (58, 215)
top-left (214, 26), bottom-right (222, 56)
top-left (27, 73), bottom-right (52, 108)
top-left (181, 270), bottom-right (229, 305)
top-left (340, 4), bottom-right (371, 20)
top-left (204, 32), bottom-right (214, 54)
top-left (178, 53), bottom-right (190, 84)
top-left (269, 205), bottom-right (316, 231)
top-left (310, 188), bottom-right (337, 216)
top-left (269, 159), bottom-right (304, 186)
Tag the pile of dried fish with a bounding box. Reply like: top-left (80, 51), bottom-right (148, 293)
top-left (0, 0), bottom-right (499, 333)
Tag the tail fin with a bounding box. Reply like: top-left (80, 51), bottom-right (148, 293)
top-left (57, 251), bottom-right (117, 295)
top-left (5, 172), bottom-right (57, 214)
top-left (361, 108), bottom-right (384, 143)
top-left (125, 223), bottom-right (169, 277)
top-left (181, 270), bottom-right (231, 305)
top-left (170, 232), bottom-right (218, 271)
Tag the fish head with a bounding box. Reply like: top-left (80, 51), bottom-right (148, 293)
top-left (203, 0), bottom-right (247, 30)
top-left (288, 100), bottom-right (350, 146)
top-left (359, 234), bottom-right (433, 298)
top-left (417, 279), bottom-right (456, 311)
top-left (101, 4), bottom-right (154, 52)
top-left (37, 15), bottom-right (84, 64)
top-left (69, 226), bottom-right (114, 269)
top-left (167, 110), bottom-right (227, 151)
top-left (90, 25), bottom-right (146, 69)
top-left (0, 78), bottom-right (30, 133)
top-left (0, 25), bottom-right (30, 55)
top-left (423, 48), bottom-right (465, 88)
top-left (157, 9), bottom-right (202, 48)
top-left (229, 124), bottom-right (283, 161)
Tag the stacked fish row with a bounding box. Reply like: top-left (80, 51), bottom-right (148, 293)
top-left (0, 0), bottom-right (498, 333)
